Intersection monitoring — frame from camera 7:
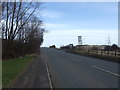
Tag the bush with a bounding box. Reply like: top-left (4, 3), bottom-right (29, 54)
top-left (50, 45), bottom-right (56, 48)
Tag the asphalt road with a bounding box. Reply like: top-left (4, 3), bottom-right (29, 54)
top-left (42, 48), bottom-right (119, 88)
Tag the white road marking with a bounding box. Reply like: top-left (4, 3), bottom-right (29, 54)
top-left (43, 52), bottom-right (53, 89)
top-left (92, 65), bottom-right (120, 77)
top-left (70, 57), bottom-right (120, 77)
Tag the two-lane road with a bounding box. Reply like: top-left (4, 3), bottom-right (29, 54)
top-left (42, 48), bottom-right (119, 88)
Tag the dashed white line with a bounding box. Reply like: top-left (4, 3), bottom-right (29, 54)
top-left (92, 65), bottom-right (120, 77)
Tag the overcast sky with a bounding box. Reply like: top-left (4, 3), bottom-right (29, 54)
top-left (39, 2), bottom-right (118, 47)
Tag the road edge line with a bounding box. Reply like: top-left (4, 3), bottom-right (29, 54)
top-left (43, 52), bottom-right (53, 89)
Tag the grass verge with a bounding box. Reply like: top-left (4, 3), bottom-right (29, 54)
top-left (2, 56), bottom-right (34, 88)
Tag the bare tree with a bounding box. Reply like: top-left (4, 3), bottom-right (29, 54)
top-left (2, 1), bottom-right (41, 46)
top-left (2, 1), bottom-right (44, 59)
top-left (23, 16), bottom-right (44, 54)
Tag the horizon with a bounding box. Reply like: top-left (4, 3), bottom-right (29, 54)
top-left (38, 2), bottom-right (118, 47)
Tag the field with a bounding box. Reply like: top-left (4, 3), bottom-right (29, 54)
top-left (2, 56), bottom-right (34, 88)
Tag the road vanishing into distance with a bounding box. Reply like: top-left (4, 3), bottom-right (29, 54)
top-left (42, 48), bottom-right (119, 88)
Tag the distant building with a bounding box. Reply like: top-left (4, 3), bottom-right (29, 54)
top-left (75, 45), bottom-right (106, 51)
top-left (92, 45), bottom-right (106, 50)
top-left (60, 44), bottom-right (74, 50)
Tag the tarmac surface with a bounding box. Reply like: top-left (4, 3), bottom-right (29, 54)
top-left (43, 48), bottom-right (119, 88)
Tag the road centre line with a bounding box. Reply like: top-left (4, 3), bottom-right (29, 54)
top-left (71, 58), bottom-right (120, 77)
top-left (92, 65), bottom-right (120, 77)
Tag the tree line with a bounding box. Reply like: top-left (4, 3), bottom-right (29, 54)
top-left (2, 1), bottom-right (44, 59)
